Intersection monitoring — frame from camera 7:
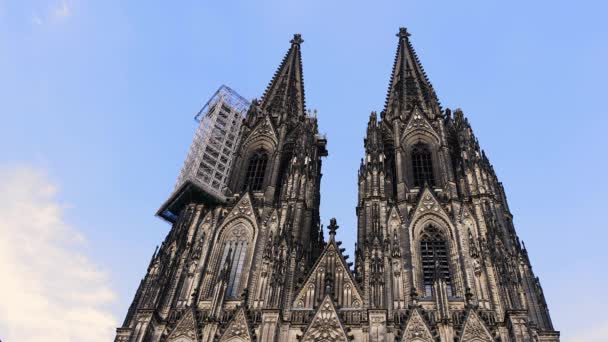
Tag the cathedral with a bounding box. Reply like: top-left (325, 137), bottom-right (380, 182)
top-left (115, 29), bottom-right (559, 342)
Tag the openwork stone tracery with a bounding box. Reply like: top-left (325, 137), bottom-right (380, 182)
top-left (116, 28), bottom-right (559, 342)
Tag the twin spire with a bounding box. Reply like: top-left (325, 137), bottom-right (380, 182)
top-left (259, 28), bottom-right (440, 123)
top-left (384, 27), bottom-right (441, 119)
top-left (260, 33), bottom-right (306, 121)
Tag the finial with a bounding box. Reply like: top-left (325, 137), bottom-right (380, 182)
top-left (397, 27), bottom-right (411, 39)
top-left (328, 217), bottom-right (338, 240)
top-left (291, 33), bottom-right (304, 45)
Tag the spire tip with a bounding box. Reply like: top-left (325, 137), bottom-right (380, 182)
top-left (291, 33), bottom-right (304, 45)
top-left (397, 27), bottom-right (411, 39)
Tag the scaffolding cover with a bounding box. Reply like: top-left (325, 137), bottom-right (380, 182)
top-left (160, 85), bottom-right (250, 222)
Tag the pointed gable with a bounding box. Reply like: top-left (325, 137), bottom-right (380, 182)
top-left (387, 206), bottom-right (403, 231)
top-left (293, 240), bottom-right (363, 310)
top-left (224, 193), bottom-right (258, 226)
top-left (459, 204), bottom-right (475, 226)
top-left (401, 309), bottom-right (434, 342)
top-left (242, 114), bottom-right (279, 149)
top-left (401, 106), bottom-right (440, 143)
top-left (301, 296), bottom-right (349, 342)
top-left (411, 187), bottom-right (450, 222)
top-left (219, 307), bottom-right (254, 342)
top-left (459, 310), bottom-right (494, 342)
top-left (167, 309), bottom-right (198, 342)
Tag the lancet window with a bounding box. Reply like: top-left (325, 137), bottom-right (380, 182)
top-left (244, 150), bottom-right (268, 191)
top-left (218, 225), bottom-right (251, 298)
top-left (411, 143), bottom-right (435, 187)
top-left (420, 225), bottom-right (453, 297)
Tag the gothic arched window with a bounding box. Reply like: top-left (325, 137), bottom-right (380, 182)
top-left (411, 143), bottom-right (435, 187)
top-left (420, 225), bottom-right (453, 297)
top-left (244, 150), bottom-right (268, 191)
top-left (218, 225), bottom-right (251, 298)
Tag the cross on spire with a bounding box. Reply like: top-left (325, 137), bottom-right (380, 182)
top-left (397, 27), bottom-right (411, 39)
top-left (291, 33), bottom-right (304, 45)
top-left (328, 217), bottom-right (339, 240)
top-left (384, 26), bottom-right (441, 120)
top-left (260, 33), bottom-right (306, 121)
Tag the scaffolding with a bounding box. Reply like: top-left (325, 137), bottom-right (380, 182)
top-left (159, 85), bottom-right (250, 222)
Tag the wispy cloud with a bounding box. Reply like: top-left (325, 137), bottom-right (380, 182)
top-left (567, 320), bottom-right (608, 342)
top-left (31, 14), bottom-right (43, 25)
top-left (31, 0), bottom-right (72, 25)
top-left (53, 0), bottom-right (70, 19)
top-left (0, 165), bottom-right (117, 342)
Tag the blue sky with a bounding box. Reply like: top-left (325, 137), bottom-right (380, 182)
top-left (1, 0), bottom-right (607, 341)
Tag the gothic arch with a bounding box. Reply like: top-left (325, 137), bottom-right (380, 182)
top-left (411, 214), bottom-right (455, 242)
top-left (171, 338), bottom-right (195, 342)
top-left (402, 128), bottom-right (440, 147)
top-left (222, 338), bottom-right (247, 342)
top-left (232, 119), bottom-right (277, 192)
top-left (241, 115), bottom-right (278, 151)
top-left (401, 135), bottom-right (442, 189)
top-left (410, 212), bottom-right (463, 299)
top-left (205, 215), bottom-right (258, 300)
top-left (241, 136), bottom-right (276, 156)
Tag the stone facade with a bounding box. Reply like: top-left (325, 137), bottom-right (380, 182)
top-left (116, 29), bottom-right (559, 342)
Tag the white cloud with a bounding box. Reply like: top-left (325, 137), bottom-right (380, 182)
top-left (53, 0), bottom-right (70, 18)
top-left (32, 14), bottom-right (43, 25)
top-left (0, 165), bottom-right (117, 342)
top-left (567, 320), bottom-right (608, 342)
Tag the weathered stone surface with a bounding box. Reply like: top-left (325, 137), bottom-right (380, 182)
top-left (116, 29), bottom-right (558, 342)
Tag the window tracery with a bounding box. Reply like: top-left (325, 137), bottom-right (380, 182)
top-left (218, 225), bottom-right (251, 298)
top-left (411, 143), bottom-right (435, 187)
top-left (420, 225), bottom-right (453, 297)
top-left (243, 150), bottom-right (268, 191)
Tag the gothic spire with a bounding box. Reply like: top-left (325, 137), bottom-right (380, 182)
top-left (260, 33), bottom-right (306, 122)
top-left (384, 27), bottom-right (441, 120)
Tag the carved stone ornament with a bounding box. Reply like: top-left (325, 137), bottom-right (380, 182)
top-left (402, 310), bottom-right (433, 342)
top-left (167, 309), bottom-right (197, 342)
top-left (230, 226), bottom-right (248, 240)
top-left (407, 112), bottom-right (431, 130)
top-left (402, 107), bottom-right (439, 143)
top-left (301, 296), bottom-right (348, 342)
top-left (418, 194), bottom-right (439, 213)
top-left (220, 308), bottom-right (252, 341)
top-left (459, 311), bottom-right (493, 342)
top-left (257, 116), bottom-right (273, 135)
top-left (234, 198), bottom-right (253, 217)
top-left (293, 244), bottom-right (363, 309)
